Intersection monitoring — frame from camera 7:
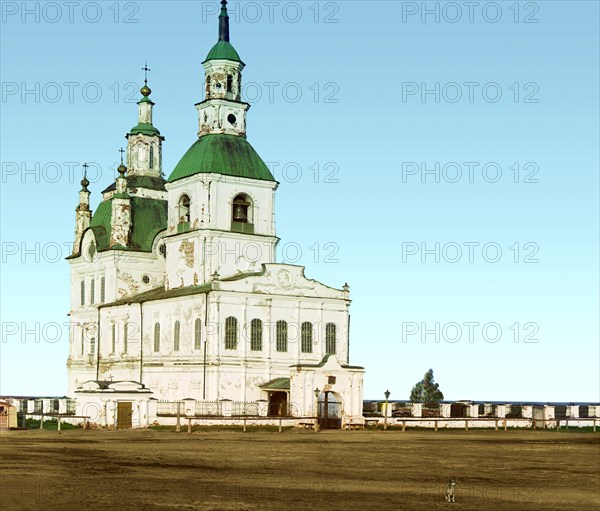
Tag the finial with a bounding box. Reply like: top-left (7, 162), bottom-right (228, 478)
top-left (219, 0), bottom-right (230, 42)
top-left (141, 62), bottom-right (152, 97)
top-left (343, 282), bottom-right (350, 292)
top-left (117, 149), bottom-right (127, 176)
top-left (80, 163), bottom-right (90, 191)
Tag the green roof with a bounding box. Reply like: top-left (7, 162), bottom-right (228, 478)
top-left (260, 378), bottom-right (290, 390)
top-left (86, 196), bottom-right (167, 253)
top-left (128, 122), bottom-right (161, 137)
top-left (101, 283), bottom-right (213, 308)
top-left (204, 40), bottom-right (242, 63)
top-left (168, 134), bottom-right (276, 183)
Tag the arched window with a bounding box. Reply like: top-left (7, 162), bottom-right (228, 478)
top-left (178, 195), bottom-right (191, 224)
top-left (80, 329), bottom-right (85, 355)
top-left (250, 319), bottom-right (262, 351)
top-left (206, 75), bottom-right (211, 97)
top-left (80, 280), bottom-right (85, 306)
top-left (90, 279), bottom-right (95, 304)
top-left (90, 337), bottom-right (96, 356)
top-left (301, 322), bottom-right (313, 353)
top-left (225, 317), bottom-right (238, 350)
top-left (227, 74), bottom-right (233, 93)
top-left (194, 318), bottom-right (201, 350)
top-left (232, 194), bottom-right (250, 223)
top-left (325, 323), bottom-right (337, 355)
top-left (154, 323), bottom-right (160, 352)
top-left (276, 320), bottom-right (288, 352)
top-left (100, 277), bottom-right (106, 303)
top-left (173, 321), bottom-right (181, 351)
top-left (111, 323), bottom-right (116, 354)
top-left (149, 145), bottom-right (154, 169)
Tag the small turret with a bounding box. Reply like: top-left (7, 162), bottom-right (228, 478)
top-left (109, 154), bottom-right (131, 248)
top-left (73, 164), bottom-right (92, 255)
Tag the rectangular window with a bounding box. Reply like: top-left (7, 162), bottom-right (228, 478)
top-left (276, 321), bottom-right (288, 352)
top-left (90, 337), bottom-right (96, 356)
top-left (123, 323), bottom-right (128, 354)
top-left (80, 280), bottom-right (85, 306)
top-left (100, 277), bottom-right (106, 303)
top-left (250, 319), bottom-right (262, 351)
top-left (90, 279), bottom-right (95, 304)
top-left (301, 322), bottom-right (313, 353)
top-left (111, 323), bottom-right (116, 354)
top-left (325, 323), bottom-right (337, 355)
top-left (225, 317), bottom-right (237, 350)
top-left (80, 329), bottom-right (85, 355)
top-left (194, 318), bottom-right (201, 350)
top-left (154, 323), bottom-right (160, 352)
top-left (174, 321), bottom-right (180, 351)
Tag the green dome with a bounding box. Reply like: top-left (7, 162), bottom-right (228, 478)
top-left (168, 134), bottom-right (275, 183)
top-left (204, 40), bottom-right (242, 63)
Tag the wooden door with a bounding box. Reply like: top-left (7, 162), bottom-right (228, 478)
top-left (117, 402), bottom-right (132, 429)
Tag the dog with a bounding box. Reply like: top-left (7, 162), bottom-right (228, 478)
top-left (445, 479), bottom-right (456, 503)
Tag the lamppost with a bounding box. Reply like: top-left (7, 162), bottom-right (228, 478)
top-left (384, 389), bottom-right (391, 430)
top-left (314, 388), bottom-right (320, 432)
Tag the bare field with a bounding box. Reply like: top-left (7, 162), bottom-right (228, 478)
top-left (1, 428), bottom-right (598, 511)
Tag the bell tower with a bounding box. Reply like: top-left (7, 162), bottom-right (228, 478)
top-left (126, 65), bottom-right (165, 177)
top-left (196, 0), bottom-right (249, 137)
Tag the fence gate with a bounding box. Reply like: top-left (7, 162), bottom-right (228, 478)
top-left (117, 402), bottom-right (132, 429)
top-left (318, 392), bottom-right (342, 429)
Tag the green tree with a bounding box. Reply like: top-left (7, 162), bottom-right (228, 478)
top-left (410, 369), bottom-right (444, 407)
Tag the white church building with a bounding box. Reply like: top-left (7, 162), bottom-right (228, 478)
top-left (66, 1), bottom-right (364, 428)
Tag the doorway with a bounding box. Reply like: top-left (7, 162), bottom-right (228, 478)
top-left (318, 391), bottom-right (342, 429)
top-left (268, 392), bottom-right (288, 416)
top-left (116, 402), bottom-right (132, 429)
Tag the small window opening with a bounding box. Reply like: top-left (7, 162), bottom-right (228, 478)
top-left (232, 194), bottom-right (250, 224)
top-left (178, 195), bottom-right (191, 223)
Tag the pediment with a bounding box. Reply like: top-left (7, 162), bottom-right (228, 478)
top-left (218, 264), bottom-right (348, 300)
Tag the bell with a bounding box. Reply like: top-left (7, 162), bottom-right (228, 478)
top-left (233, 204), bottom-right (247, 223)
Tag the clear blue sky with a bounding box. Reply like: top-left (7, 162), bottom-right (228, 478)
top-left (1, 1), bottom-right (598, 401)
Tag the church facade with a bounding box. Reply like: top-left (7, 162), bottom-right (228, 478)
top-left (66, 1), bottom-right (364, 427)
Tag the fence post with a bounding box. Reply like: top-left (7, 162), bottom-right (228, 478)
top-left (495, 419), bottom-right (498, 431)
top-left (176, 402), bottom-right (181, 433)
top-left (465, 420), bottom-right (468, 431)
top-left (187, 418), bottom-right (192, 434)
top-left (503, 419), bottom-right (507, 431)
top-left (58, 417), bottom-right (61, 433)
top-left (278, 404), bottom-right (283, 433)
top-left (434, 420), bottom-right (438, 432)
top-left (39, 413), bottom-right (44, 430)
top-left (243, 418), bottom-right (247, 432)
top-left (533, 419), bottom-right (536, 430)
top-left (402, 421), bottom-right (406, 432)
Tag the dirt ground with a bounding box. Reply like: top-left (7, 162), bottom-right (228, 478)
top-left (0, 428), bottom-right (598, 511)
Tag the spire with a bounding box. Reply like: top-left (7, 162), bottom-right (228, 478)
top-left (117, 147), bottom-right (127, 176)
top-left (219, 0), bottom-right (230, 42)
top-left (80, 163), bottom-right (90, 192)
top-left (140, 62), bottom-right (152, 98)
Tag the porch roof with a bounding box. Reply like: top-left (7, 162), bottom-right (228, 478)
top-left (260, 378), bottom-right (290, 390)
